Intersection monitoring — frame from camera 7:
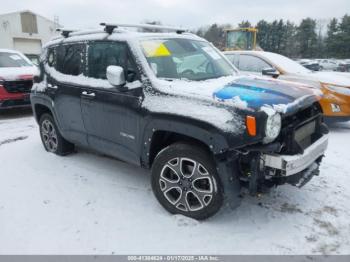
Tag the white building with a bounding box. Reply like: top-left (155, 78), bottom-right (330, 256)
top-left (0, 10), bottom-right (60, 61)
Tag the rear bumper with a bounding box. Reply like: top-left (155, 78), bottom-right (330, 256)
top-left (263, 135), bottom-right (328, 176)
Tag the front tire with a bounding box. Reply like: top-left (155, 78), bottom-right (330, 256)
top-left (39, 113), bottom-right (74, 155)
top-left (151, 143), bottom-right (223, 220)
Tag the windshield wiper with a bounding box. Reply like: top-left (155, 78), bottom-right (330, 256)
top-left (159, 78), bottom-right (174, 82)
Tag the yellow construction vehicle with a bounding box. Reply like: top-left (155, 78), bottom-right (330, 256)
top-left (224, 27), bottom-right (258, 51)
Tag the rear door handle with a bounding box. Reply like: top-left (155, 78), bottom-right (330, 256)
top-left (47, 83), bottom-right (58, 89)
top-left (81, 91), bottom-right (96, 98)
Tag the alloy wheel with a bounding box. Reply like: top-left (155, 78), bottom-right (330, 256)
top-left (41, 119), bottom-right (58, 152)
top-left (159, 157), bottom-right (216, 212)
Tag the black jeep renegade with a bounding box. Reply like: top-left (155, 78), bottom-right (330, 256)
top-left (31, 24), bottom-right (329, 220)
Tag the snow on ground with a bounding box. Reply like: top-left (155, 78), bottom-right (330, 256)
top-left (0, 109), bottom-right (349, 255)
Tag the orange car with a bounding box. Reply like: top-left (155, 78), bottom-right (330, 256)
top-left (224, 50), bottom-right (350, 122)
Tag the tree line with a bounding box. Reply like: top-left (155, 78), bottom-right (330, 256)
top-left (195, 15), bottom-right (350, 59)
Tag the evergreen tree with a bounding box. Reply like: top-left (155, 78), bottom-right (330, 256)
top-left (283, 21), bottom-right (298, 57)
top-left (195, 14), bottom-right (350, 58)
top-left (338, 15), bottom-right (350, 58)
top-left (325, 18), bottom-right (339, 57)
top-left (238, 21), bottom-right (252, 28)
top-left (203, 24), bottom-right (226, 50)
top-left (256, 20), bottom-right (270, 50)
top-left (297, 18), bottom-right (318, 58)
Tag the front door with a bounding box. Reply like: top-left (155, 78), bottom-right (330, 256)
top-left (81, 41), bottom-right (143, 165)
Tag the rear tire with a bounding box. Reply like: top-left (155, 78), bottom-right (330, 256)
top-left (39, 113), bottom-right (74, 156)
top-left (151, 143), bottom-right (223, 220)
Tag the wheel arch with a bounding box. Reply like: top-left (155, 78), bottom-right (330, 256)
top-left (33, 103), bottom-right (53, 123)
top-left (141, 117), bottom-right (230, 169)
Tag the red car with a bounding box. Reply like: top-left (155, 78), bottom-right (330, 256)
top-left (0, 49), bottom-right (38, 109)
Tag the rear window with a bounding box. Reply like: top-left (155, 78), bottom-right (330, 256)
top-left (53, 44), bottom-right (85, 76)
top-left (0, 52), bottom-right (32, 68)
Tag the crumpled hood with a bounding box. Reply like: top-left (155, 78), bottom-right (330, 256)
top-left (295, 71), bottom-right (350, 87)
top-left (153, 75), bottom-right (319, 114)
top-left (0, 66), bottom-right (39, 80)
top-left (213, 76), bottom-right (319, 112)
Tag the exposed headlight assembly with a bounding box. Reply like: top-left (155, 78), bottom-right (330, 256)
top-left (326, 85), bottom-right (350, 96)
top-left (264, 113), bottom-right (281, 144)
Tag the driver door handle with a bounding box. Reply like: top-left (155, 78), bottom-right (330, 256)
top-left (81, 91), bottom-right (96, 98)
top-left (47, 83), bottom-right (58, 89)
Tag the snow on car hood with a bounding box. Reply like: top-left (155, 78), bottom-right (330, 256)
top-left (213, 76), bottom-right (319, 113)
top-left (152, 75), bottom-right (318, 113)
top-left (144, 75), bottom-right (319, 133)
top-left (292, 71), bottom-right (350, 87)
top-left (0, 66), bottom-right (39, 80)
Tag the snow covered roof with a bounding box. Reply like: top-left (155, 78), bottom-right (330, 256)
top-left (45, 27), bottom-right (203, 48)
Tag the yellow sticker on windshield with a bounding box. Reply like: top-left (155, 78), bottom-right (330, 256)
top-left (142, 41), bottom-right (171, 57)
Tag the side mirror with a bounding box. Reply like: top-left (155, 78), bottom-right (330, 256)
top-left (262, 68), bottom-right (280, 78)
top-left (107, 65), bottom-right (126, 87)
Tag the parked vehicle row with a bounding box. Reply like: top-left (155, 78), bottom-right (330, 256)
top-left (337, 61), bottom-right (350, 72)
top-left (296, 58), bottom-right (350, 72)
top-left (298, 59), bottom-right (322, 71)
top-left (30, 24), bottom-right (329, 220)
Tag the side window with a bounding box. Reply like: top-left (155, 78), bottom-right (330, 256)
top-left (56, 44), bottom-right (84, 76)
top-left (225, 54), bottom-right (239, 68)
top-left (47, 48), bottom-right (55, 68)
top-left (87, 41), bottom-right (138, 82)
top-left (238, 55), bottom-right (271, 73)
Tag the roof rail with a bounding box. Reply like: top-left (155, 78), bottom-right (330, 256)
top-left (56, 28), bottom-right (77, 38)
top-left (100, 23), bottom-right (187, 34)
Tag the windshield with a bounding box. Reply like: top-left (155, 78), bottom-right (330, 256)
top-left (263, 52), bottom-right (311, 74)
top-left (140, 38), bottom-right (236, 81)
top-left (0, 52), bottom-right (32, 68)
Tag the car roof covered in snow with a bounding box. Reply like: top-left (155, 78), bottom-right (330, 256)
top-left (44, 27), bottom-right (204, 48)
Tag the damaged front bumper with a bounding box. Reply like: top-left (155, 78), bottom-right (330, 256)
top-left (261, 135), bottom-right (328, 189)
top-left (236, 134), bottom-right (329, 194)
top-left (263, 135), bottom-right (328, 176)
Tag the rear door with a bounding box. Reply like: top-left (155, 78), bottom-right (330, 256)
top-left (81, 41), bottom-right (143, 165)
top-left (45, 43), bottom-right (88, 146)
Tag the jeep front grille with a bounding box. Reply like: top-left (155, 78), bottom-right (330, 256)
top-left (278, 102), bottom-right (323, 155)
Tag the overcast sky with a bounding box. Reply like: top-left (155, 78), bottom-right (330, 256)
top-left (1, 0), bottom-right (350, 29)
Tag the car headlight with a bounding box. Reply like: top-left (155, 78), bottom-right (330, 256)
top-left (325, 85), bottom-right (350, 96)
top-left (264, 113), bottom-right (281, 144)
